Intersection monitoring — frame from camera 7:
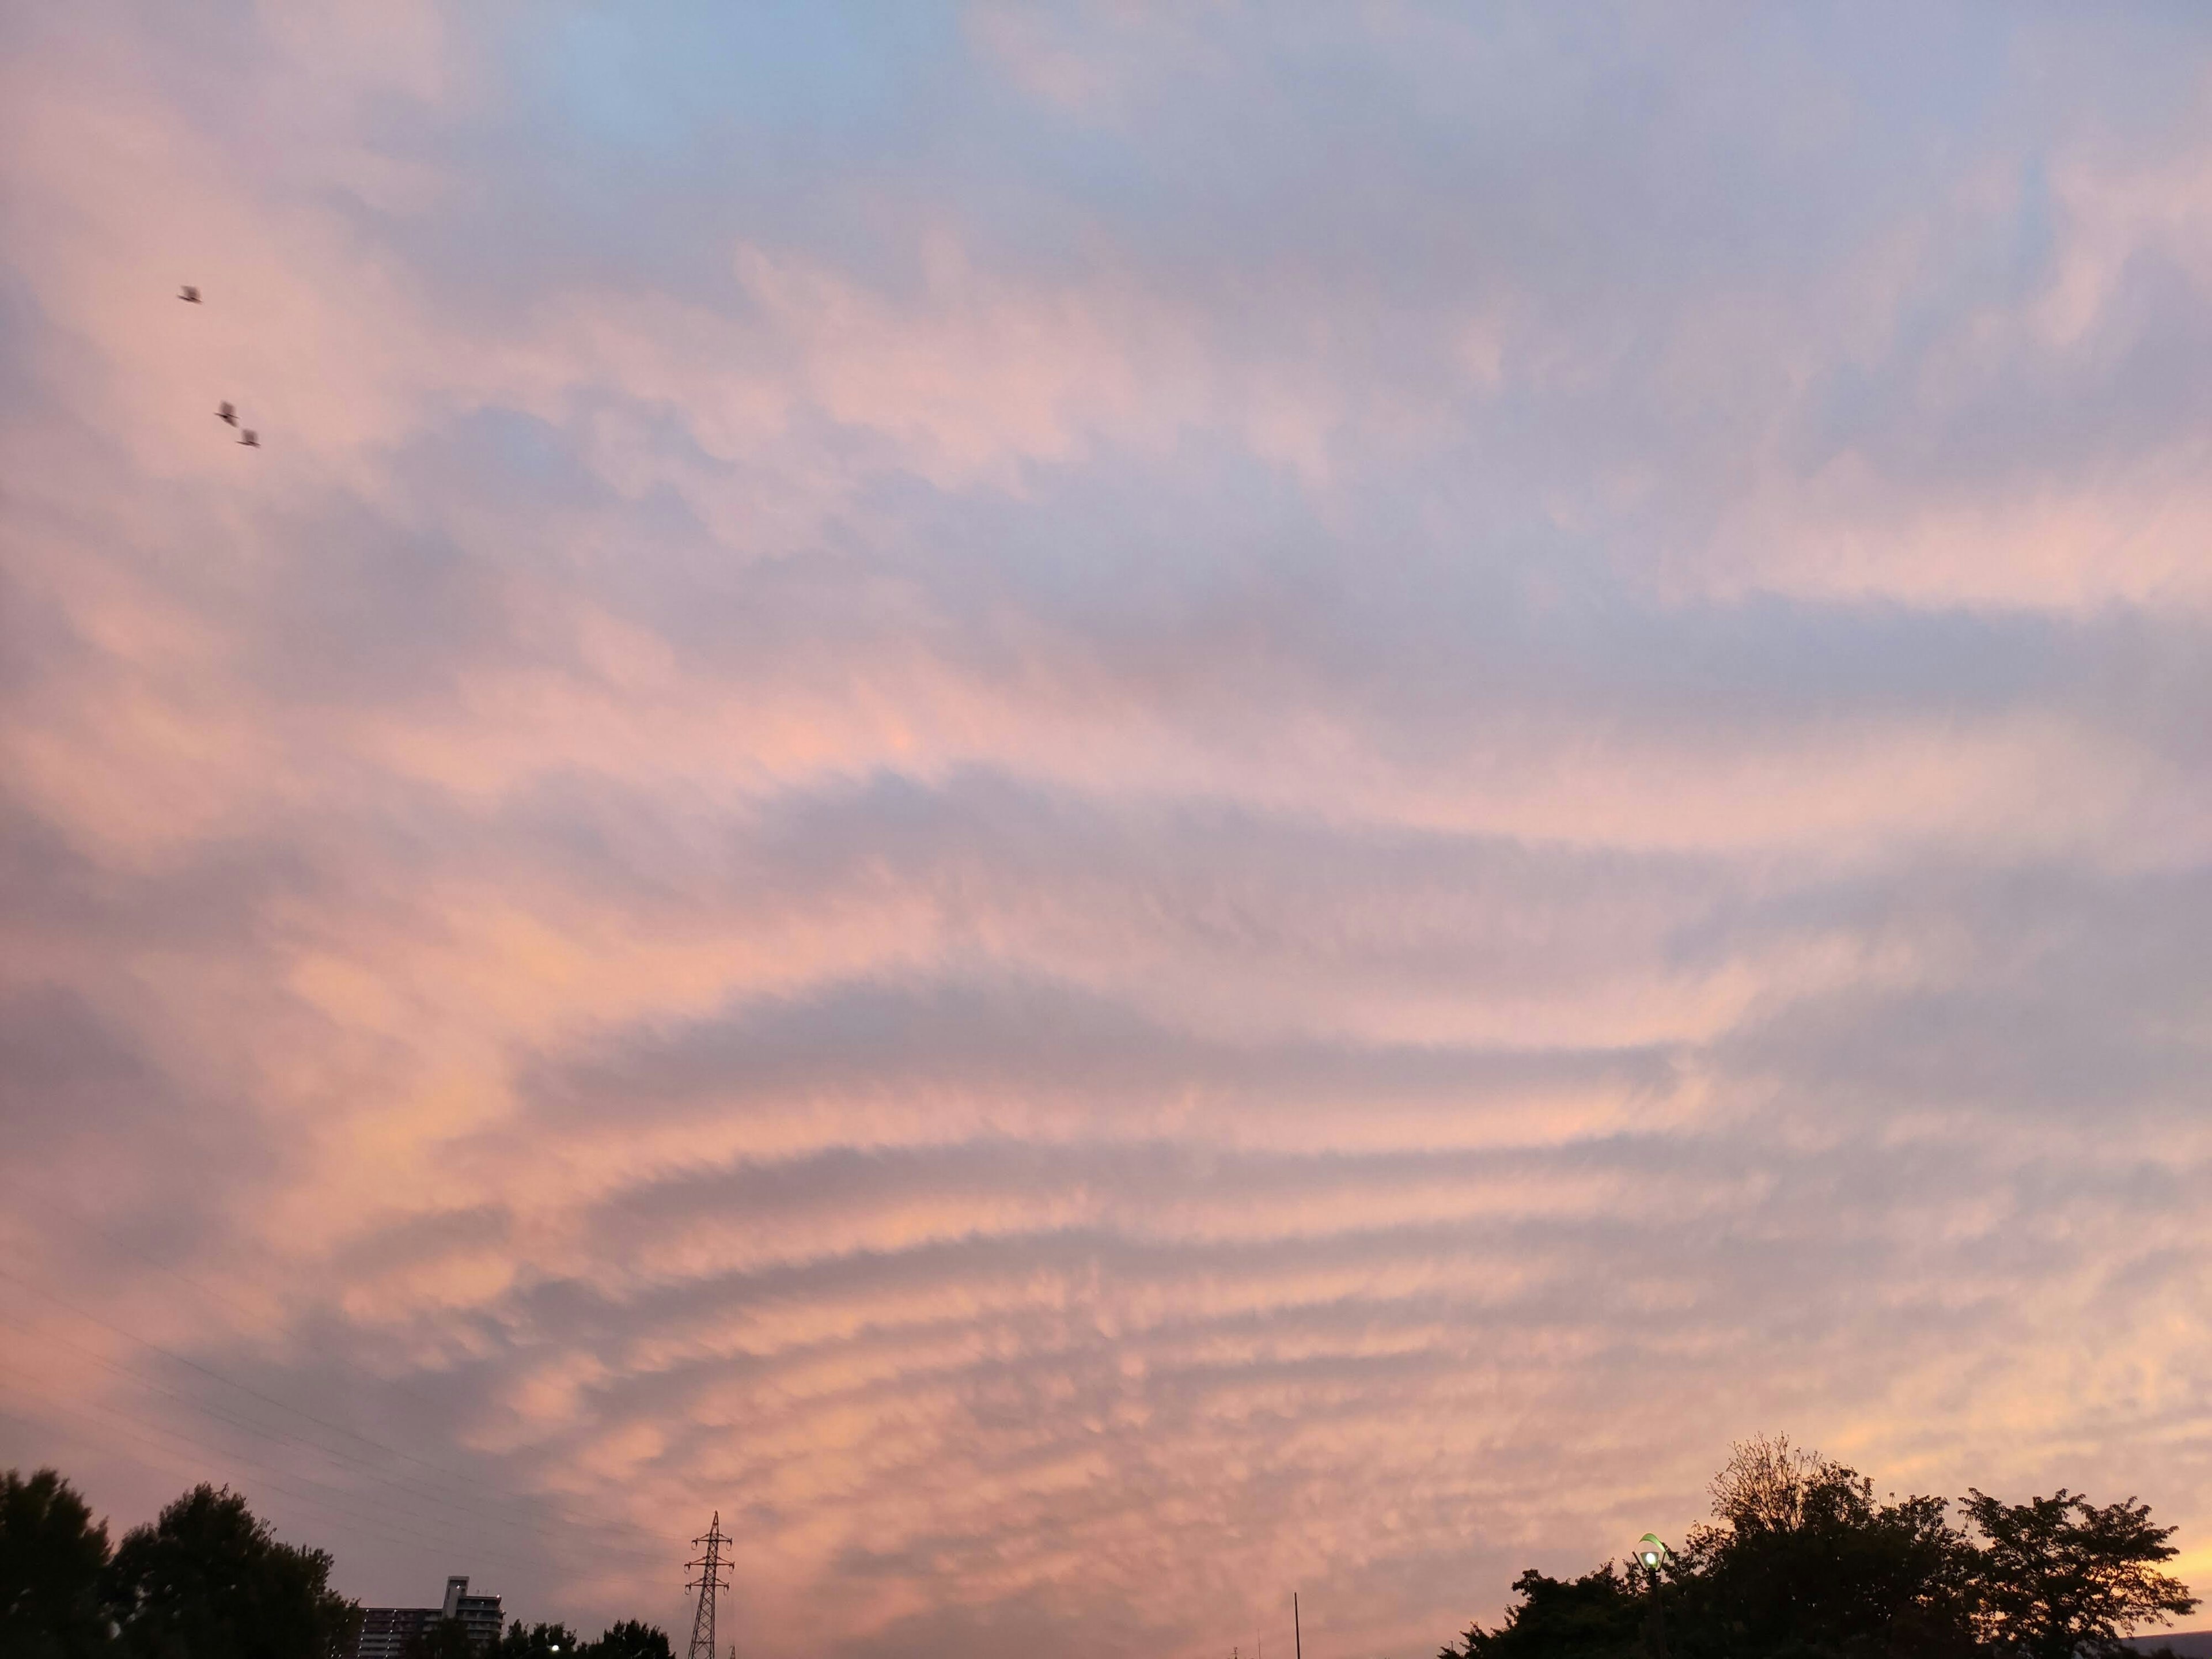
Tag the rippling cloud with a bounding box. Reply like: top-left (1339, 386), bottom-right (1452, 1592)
top-left (6, 4), bottom-right (2212, 1655)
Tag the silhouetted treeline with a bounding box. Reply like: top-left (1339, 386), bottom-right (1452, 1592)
top-left (400, 1618), bottom-right (671, 1659)
top-left (0, 1466), bottom-right (675, 1659)
top-left (1442, 1436), bottom-right (2198, 1659)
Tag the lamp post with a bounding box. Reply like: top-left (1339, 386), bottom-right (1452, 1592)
top-left (1634, 1533), bottom-right (1669, 1659)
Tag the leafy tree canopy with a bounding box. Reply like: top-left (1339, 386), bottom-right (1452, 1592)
top-left (494, 1619), bottom-right (586, 1659)
top-left (1670, 1437), bottom-right (1977, 1659)
top-left (1961, 1487), bottom-right (2197, 1659)
top-left (0, 1467), bottom-right (115, 1659)
top-left (1440, 1565), bottom-right (1645, 1658)
top-left (106, 1483), bottom-right (359, 1659)
top-left (590, 1620), bottom-right (675, 1659)
top-left (1448, 1439), bottom-right (2198, 1659)
top-left (1, 1468), bottom-right (690, 1659)
top-left (400, 1617), bottom-right (478, 1659)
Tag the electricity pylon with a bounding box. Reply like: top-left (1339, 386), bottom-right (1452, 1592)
top-left (685, 1513), bottom-right (731, 1659)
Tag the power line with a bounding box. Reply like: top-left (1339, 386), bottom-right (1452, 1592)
top-left (31, 1213), bottom-right (459, 1418)
top-left (0, 1374), bottom-right (541, 1573)
top-left (0, 1307), bottom-right (565, 1551)
top-left (0, 1396), bottom-right (443, 1566)
top-left (0, 1272), bottom-right (667, 1566)
top-left (0, 1359), bottom-right (558, 1579)
top-left (0, 1264), bottom-right (532, 1497)
top-left (0, 1210), bottom-right (694, 1567)
top-left (0, 1295), bottom-right (582, 1562)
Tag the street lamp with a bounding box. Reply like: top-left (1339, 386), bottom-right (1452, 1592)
top-left (1633, 1534), bottom-right (1669, 1659)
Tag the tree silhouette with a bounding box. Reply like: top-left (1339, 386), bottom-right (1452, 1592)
top-left (1670, 1438), bottom-right (1976, 1657)
top-left (400, 1618), bottom-right (478, 1659)
top-left (1961, 1487), bottom-right (2198, 1658)
top-left (590, 1621), bottom-right (674, 1659)
top-left (493, 1620), bottom-right (585, 1659)
top-left (1445, 1442), bottom-right (2200, 1659)
top-left (105, 1484), bottom-right (358, 1659)
top-left (1, 1467), bottom-right (116, 1659)
top-left (1439, 1565), bottom-right (1644, 1657)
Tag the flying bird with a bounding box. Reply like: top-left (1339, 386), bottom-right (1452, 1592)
top-left (179, 286), bottom-right (201, 302)
top-left (217, 402), bottom-right (237, 426)
top-left (237, 429), bottom-right (259, 448)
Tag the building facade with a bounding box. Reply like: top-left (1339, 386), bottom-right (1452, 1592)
top-left (353, 1575), bottom-right (505, 1659)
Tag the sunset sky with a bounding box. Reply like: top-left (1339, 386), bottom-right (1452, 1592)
top-left (6, 4), bottom-right (2212, 1656)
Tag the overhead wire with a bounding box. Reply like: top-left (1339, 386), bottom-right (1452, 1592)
top-left (0, 1270), bottom-right (669, 1569)
top-left (0, 1357), bottom-right (569, 1581)
top-left (1, 1198), bottom-right (720, 1560)
top-left (0, 1305), bottom-right (566, 1549)
top-left (0, 1323), bottom-right (548, 1570)
top-left (0, 1263), bottom-right (559, 1505)
top-left (0, 1370), bottom-right (543, 1573)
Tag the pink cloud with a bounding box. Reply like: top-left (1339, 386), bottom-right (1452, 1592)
top-left (6, 6), bottom-right (2212, 1657)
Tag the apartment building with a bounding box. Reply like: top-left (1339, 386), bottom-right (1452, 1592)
top-left (353, 1575), bottom-right (504, 1658)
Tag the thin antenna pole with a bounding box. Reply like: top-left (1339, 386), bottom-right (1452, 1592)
top-left (1294, 1593), bottom-right (1301, 1659)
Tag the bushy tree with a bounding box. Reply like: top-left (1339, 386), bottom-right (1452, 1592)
top-left (1961, 1487), bottom-right (2197, 1658)
top-left (401, 1618), bottom-right (478, 1659)
top-left (1669, 1437), bottom-right (1976, 1658)
top-left (589, 1621), bottom-right (674, 1659)
top-left (493, 1620), bottom-right (585, 1659)
top-left (105, 1483), bottom-right (358, 1659)
top-left (1441, 1439), bottom-right (2199, 1659)
top-left (0, 1467), bottom-right (116, 1658)
top-left (1439, 1565), bottom-right (1645, 1658)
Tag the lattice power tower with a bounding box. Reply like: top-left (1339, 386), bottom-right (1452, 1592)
top-left (684, 1513), bottom-right (732, 1659)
